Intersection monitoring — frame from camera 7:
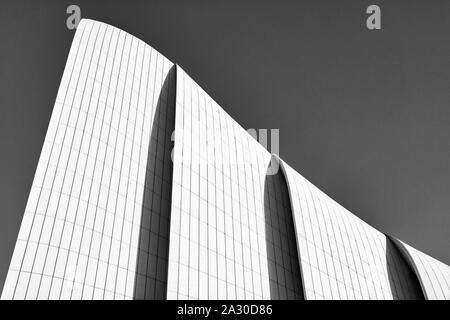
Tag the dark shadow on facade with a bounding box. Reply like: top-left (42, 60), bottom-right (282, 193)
top-left (385, 237), bottom-right (424, 300)
top-left (263, 156), bottom-right (304, 300)
top-left (133, 65), bottom-right (176, 299)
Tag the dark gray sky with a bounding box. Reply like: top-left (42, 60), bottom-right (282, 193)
top-left (1, 0), bottom-right (449, 291)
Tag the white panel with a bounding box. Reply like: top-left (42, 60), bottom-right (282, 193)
top-left (281, 160), bottom-right (427, 300)
top-left (393, 239), bottom-right (450, 300)
top-left (167, 66), bottom-right (272, 299)
top-left (1, 19), bottom-right (174, 300)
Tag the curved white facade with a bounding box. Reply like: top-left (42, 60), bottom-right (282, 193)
top-left (280, 161), bottom-right (424, 299)
top-left (1, 19), bottom-right (449, 300)
top-left (1, 19), bottom-right (174, 299)
top-left (168, 66), bottom-right (273, 299)
top-left (392, 239), bottom-right (450, 299)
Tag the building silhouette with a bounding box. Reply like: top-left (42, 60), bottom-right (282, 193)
top-left (2, 19), bottom-right (449, 300)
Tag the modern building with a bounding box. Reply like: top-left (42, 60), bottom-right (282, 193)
top-left (1, 19), bottom-right (449, 300)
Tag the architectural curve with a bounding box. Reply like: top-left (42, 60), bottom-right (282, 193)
top-left (280, 160), bottom-right (425, 299)
top-left (166, 65), bottom-right (274, 299)
top-left (389, 238), bottom-right (450, 300)
top-left (1, 19), bottom-right (175, 299)
top-left (1, 18), bottom-right (448, 300)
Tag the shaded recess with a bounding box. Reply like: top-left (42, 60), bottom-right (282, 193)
top-left (386, 237), bottom-right (425, 299)
top-left (263, 156), bottom-right (304, 300)
top-left (133, 65), bottom-right (176, 299)
top-left (386, 237), bottom-right (425, 300)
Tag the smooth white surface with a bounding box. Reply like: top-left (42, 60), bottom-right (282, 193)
top-left (167, 66), bottom-right (272, 299)
top-left (2, 19), bottom-right (449, 300)
top-left (1, 19), bottom-right (174, 299)
top-left (394, 239), bottom-right (450, 299)
top-left (281, 160), bottom-right (426, 299)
